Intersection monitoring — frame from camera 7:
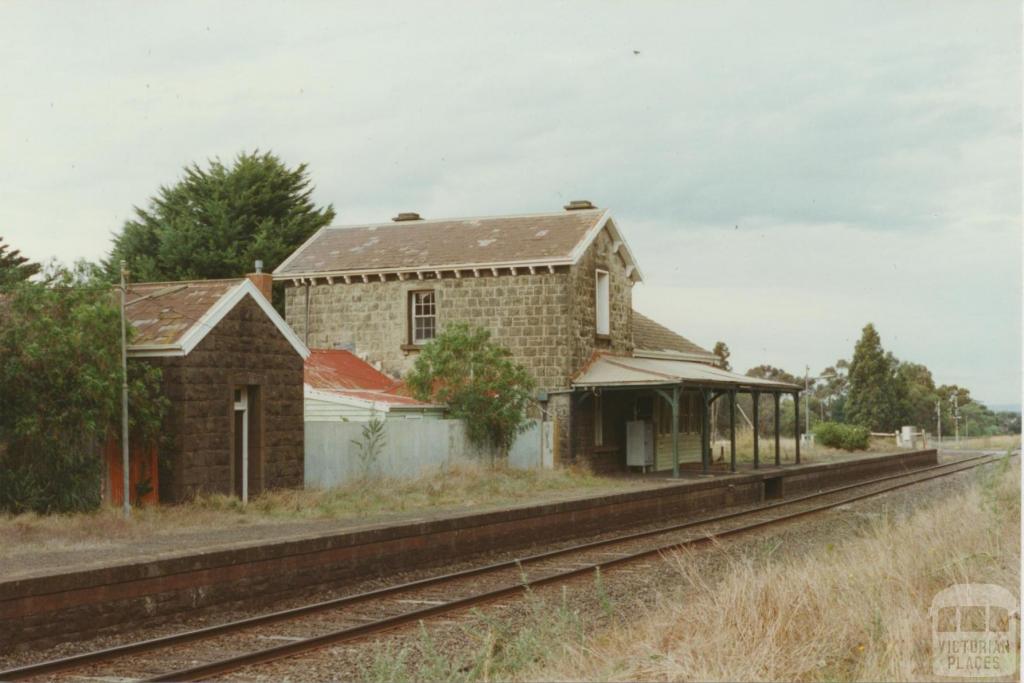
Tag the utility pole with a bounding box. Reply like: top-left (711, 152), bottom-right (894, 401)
top-left (936, 399), bottom-right (942, 445)
top-left (950, 394), bottom-right (960, 449)
top-left (119, 261), bottom-right (131, 518)
top-left (804, 365), bottom-right (811, 438)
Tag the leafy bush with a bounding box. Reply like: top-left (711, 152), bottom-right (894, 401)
top-left (0, 266), bottom-right (166, 513)
top-left (813, 421), bottom-right (870, 451)
top-left (406, 323), bottom-right (536, 456)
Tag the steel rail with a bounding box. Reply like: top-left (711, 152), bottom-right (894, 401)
top-left (147, 454), bottom-right (1005, 681)
top-left (0, 454), bottom-right (997, 681)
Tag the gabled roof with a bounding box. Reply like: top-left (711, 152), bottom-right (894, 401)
top-left (125, 278), bottom-right (309, 358)
top-left (632, 310), bottom-right (718, 363)
top-left (305, 349), bottom-right (442, 411)
top-left (273, 207), bottom-right (644, 282)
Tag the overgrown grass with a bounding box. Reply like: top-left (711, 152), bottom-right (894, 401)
top-left (530, 457), bottom-right (1020, 682)
top-left (354, 457), bottom-right (1019, 682)
top-left (359, 582), bottom-right (593, 683)
top-left (708, 430), bottom-right (895, 465)
top-left (192, 461), bottom-right (624, 519)
top-left (937, 433), bottom-right (1021, 452)
top-left (0, 462), bottom-right (640, 557)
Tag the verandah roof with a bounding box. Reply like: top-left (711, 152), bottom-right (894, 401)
top-left (571, 355), bottom-right (801, 393)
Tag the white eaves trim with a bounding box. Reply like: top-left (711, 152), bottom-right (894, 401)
top-left (127, 280), bottom-right (310, 360)
top-left (305, 385), bottom-right (393, 413)
top-left (304, 385), bottom-right (446, 413)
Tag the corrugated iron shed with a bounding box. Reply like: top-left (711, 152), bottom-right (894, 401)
top-left (305, 349), bottom-right (442, 410)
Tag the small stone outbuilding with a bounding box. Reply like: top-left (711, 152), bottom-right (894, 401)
top-left (126, 274), bottom-right (308, 502)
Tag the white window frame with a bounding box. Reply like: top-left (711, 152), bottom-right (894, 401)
top-left (409, 290), bottom-right (437, 345)
top-left (595, 269), bottom-right (610, 336)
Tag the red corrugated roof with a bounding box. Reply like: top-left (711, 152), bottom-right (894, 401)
top-left (304, 349), bottom-right (440, 409)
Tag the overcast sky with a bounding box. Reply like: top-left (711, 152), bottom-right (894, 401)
top-left (2, 1), bottom-right (1020, 406)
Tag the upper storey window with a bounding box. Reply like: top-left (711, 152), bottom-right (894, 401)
top-left (595, 270), bottom-right (610, 336)
top-left (409, 290), bottom-right (436, 345)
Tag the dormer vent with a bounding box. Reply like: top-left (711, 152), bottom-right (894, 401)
top-left (392, 212), bottom-right (423, 222)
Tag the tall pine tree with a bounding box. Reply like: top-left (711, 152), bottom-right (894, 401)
top-left (105, 151), bottom-right (335, 290)
top-left (845, 323), bottom-right (900, 431)
top-left (0, 237), bottom-right (41, 288)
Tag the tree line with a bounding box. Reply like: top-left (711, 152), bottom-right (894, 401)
top-left (711, 324), bottom-right (1020, 438)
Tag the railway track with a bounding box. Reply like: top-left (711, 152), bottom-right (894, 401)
top-left (3, 453), bottom-right (1004, 682)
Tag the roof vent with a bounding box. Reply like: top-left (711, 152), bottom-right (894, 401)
top-left (563, 200), bottom-right (596, 211)
top-left (392, 212), bottom-right (423, 222)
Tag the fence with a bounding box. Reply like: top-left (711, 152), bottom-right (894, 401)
top-left (305, 418), bottom-right (552, 489)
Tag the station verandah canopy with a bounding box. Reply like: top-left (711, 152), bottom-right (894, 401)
top-left (571, 354), bottom-right (803, 477)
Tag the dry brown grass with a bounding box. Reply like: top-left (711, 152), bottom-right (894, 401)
top-left (939, 434), bottom-right (1021, 452)
top-left (709, 429), bottom-right (897, 466)
top-left (0, 461), bottom-right (640, 557)
top-left (527, 458), bottom-right (1020, 682)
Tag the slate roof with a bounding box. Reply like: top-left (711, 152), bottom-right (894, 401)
top-left (305, 349), bottom-right (441, 409)
top-left (125, 279), bottom-right (242, 346)
top-left (632, 310), bottom-right (717, 362)
top-left (274, 208), bottom-right (624, 277)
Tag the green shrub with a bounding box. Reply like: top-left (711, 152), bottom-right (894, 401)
top-left (406, 323), bottom-right (536, 456)
top-left (0, 266), bottom-right (166, 513)
top-left (814, 421), bottom-right (870, 450)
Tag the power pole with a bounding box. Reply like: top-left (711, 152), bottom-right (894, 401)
top-left (950, 394), bottom-right (960, 448)
top-left (804, 365), bottom-right (810, 438)
top-left (936, 399), bottom-right (942, 445)
top-left (120, 261), bottom-right (131, 518)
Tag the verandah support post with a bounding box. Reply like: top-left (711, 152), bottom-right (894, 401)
top-left (729, 389), bottom-right (737, 473)
top-left (751, 390), bottom-right (760, 469)
top-left (701, 388), bottom-right (711, 475)
top-left (774, 392), bottom-right (781, 466)
top-left (793, 391), bottom-right (801, 464)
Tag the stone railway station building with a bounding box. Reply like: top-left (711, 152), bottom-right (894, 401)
top-left (274, 201), bottom-right (800, 474)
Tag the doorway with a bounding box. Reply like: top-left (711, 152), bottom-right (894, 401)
top-left (233, 387), bottom-right (249, 501)
top-left (233, 385), bottom-right (263, 501)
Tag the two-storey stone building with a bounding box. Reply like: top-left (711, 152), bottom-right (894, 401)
top-left (274, 201), bottom-right (800, 474)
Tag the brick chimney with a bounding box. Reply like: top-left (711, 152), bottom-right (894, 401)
top-left (246, 259), bottom-right (273, 302)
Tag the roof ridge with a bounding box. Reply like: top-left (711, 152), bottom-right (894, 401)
top-left (128, 277), bottom-right (245, 288)
top-left (322, 208), bottom-right (604, 232)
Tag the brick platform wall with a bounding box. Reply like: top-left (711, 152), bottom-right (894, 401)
top-left (0, 450), bottom-right (941, 651)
